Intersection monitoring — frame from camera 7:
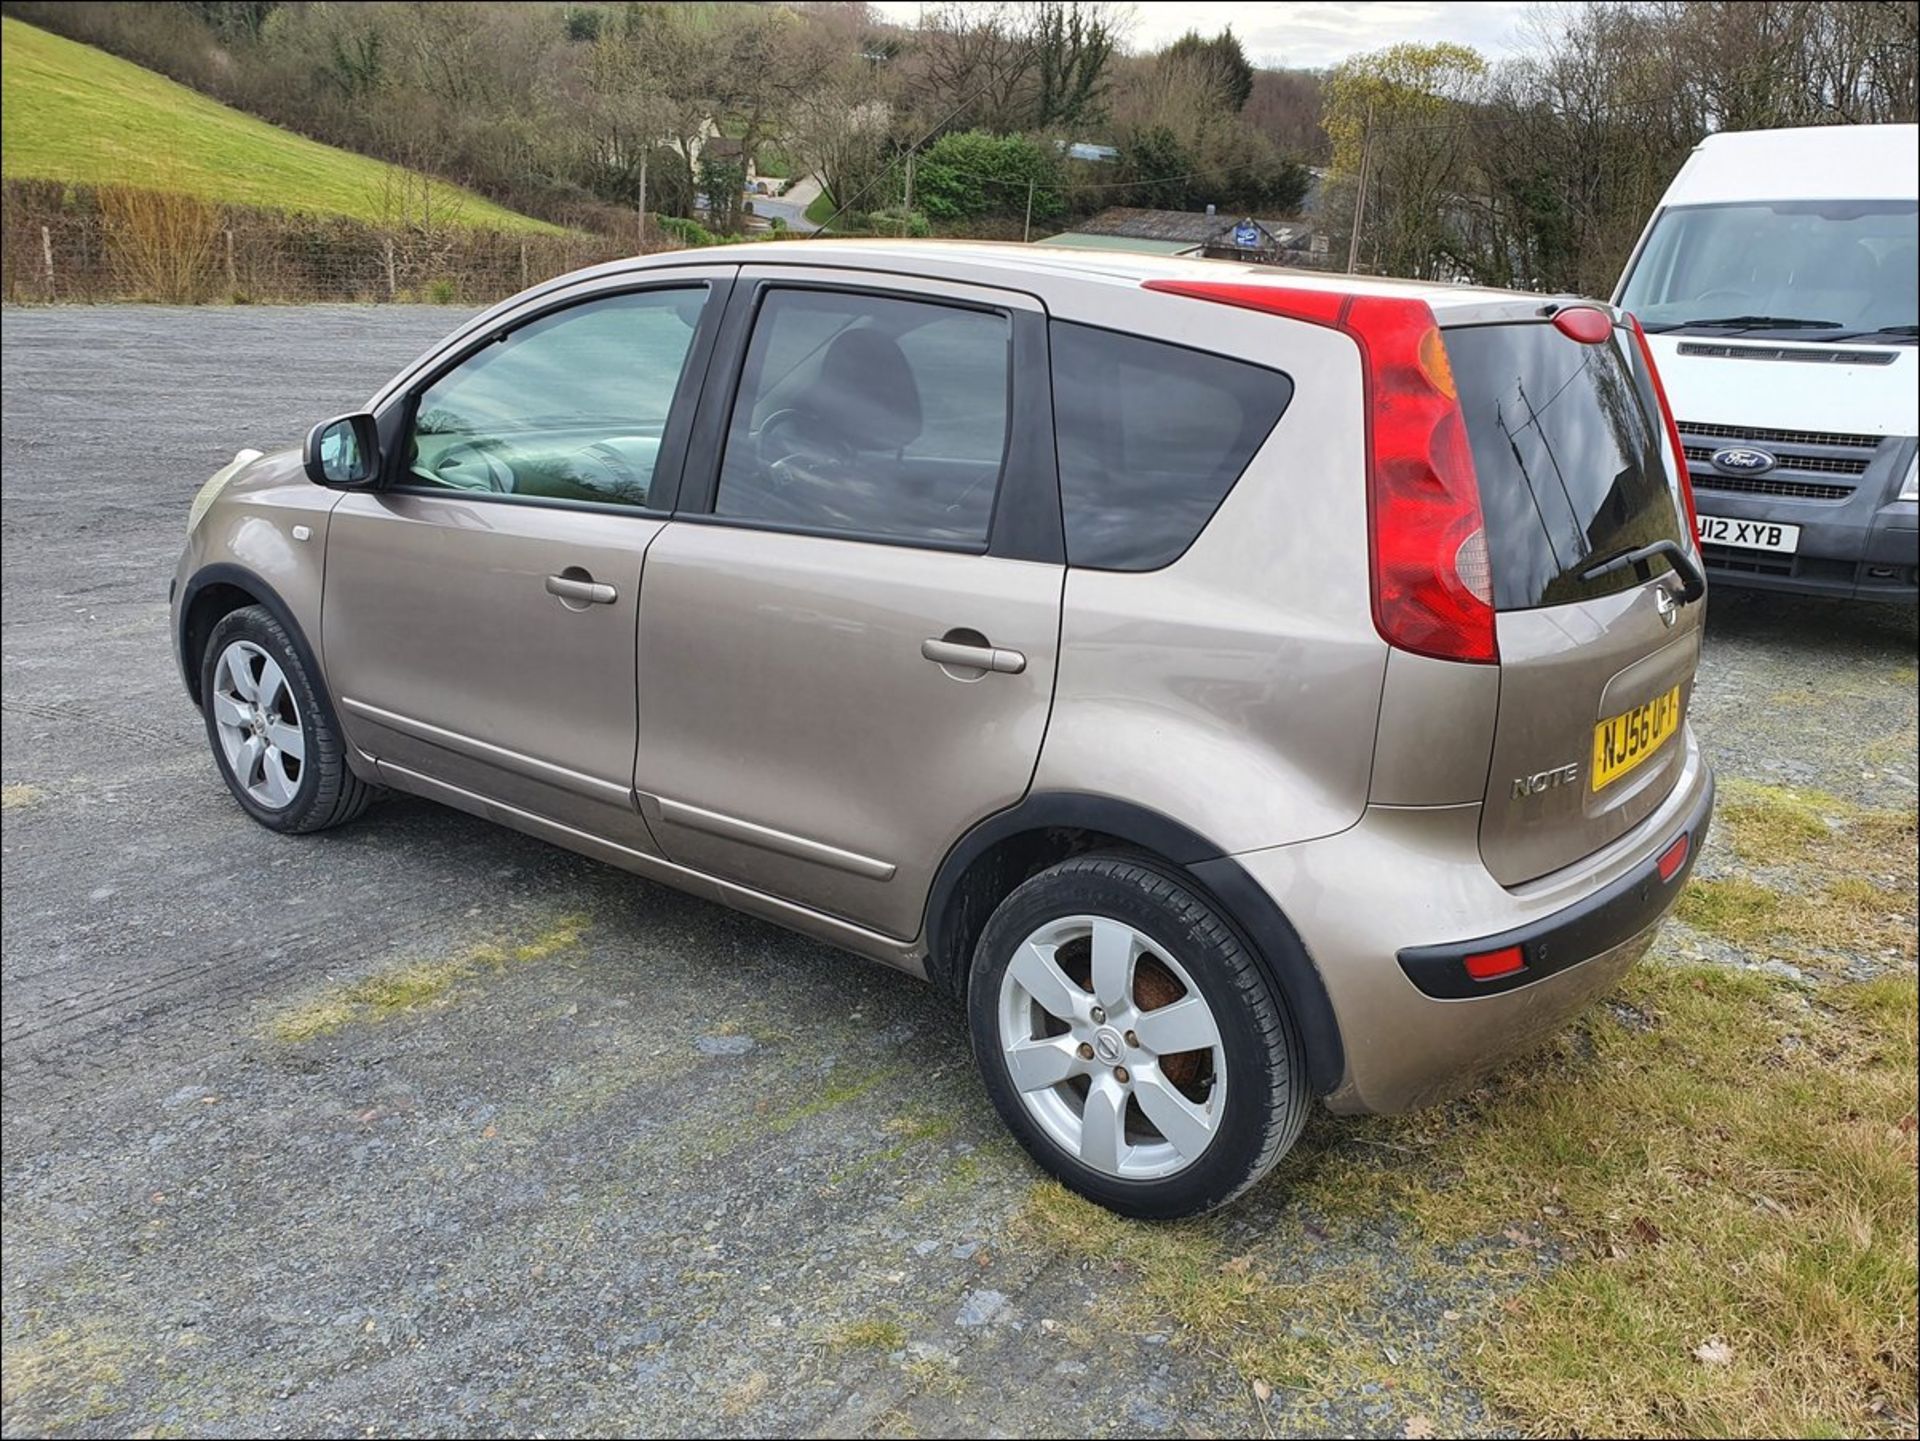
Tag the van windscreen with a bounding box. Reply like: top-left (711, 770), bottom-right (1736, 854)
top-left (1618, 200), bottom-right (1918, 338)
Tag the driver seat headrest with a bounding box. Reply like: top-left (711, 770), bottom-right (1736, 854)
top-left (801, 328), bottom-right (923, 452)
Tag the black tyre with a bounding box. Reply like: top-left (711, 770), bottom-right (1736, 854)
top-left (968, 854), bottom-right (1309, 1218)
top-left (199, 604), bottom-right (375, 834)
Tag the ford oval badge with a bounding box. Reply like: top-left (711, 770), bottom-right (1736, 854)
top-left (1711, 445), bottom-right (1776, 475)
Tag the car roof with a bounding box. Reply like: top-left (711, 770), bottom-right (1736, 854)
top-left (594, 238), bottom-right (1553, 316)
top-left (1665, 124), bottom-right (1919, 205)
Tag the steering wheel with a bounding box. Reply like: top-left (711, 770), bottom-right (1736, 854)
top-left (755, 408), bottom-right (852, 486)
top-left (1688, 287), bottom-right (1750, 310)
top-left (431, 439), bottom-right (516, 493)
top-left (569, 440), bottom-right (644, 495)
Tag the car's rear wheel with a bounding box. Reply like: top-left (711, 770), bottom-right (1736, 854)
top-left (199, 605), bottom-right (374, 834)
top-left (967, 854), bottom-right (1310, 1218)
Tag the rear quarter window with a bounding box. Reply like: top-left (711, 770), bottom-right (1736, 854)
top-left (1050, 322), bottom-right (1293, 570)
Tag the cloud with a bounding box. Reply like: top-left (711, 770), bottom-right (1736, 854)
top-left (870, 1), bottom-right (1535, 70)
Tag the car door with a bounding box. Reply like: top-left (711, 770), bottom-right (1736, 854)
top-left (323, 270), bottom-right (733, 850)
top-left (634, 266), bottom-right (1065, 940)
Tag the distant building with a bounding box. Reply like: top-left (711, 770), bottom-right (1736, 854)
top-left (1039, 207), bottom-right (1321, 265)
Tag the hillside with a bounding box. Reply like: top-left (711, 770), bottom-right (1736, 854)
top-left (0, 18), bottom-right (560, 235)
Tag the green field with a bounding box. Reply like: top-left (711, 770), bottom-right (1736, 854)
top-left (0, 17), bottom-right (560, 234)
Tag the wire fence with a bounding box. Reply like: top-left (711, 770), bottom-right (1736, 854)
top-left (2, 180), bottom-right (653, 306)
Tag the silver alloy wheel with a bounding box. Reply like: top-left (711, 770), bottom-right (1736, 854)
top-left (997, 914), bottom-right (1227, 1180)
top-left (210, 639), bottom-right (305, 810)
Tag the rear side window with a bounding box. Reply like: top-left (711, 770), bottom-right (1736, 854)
top-left (714, 288), bottom-right (1012, 546)
top-left (1447, 322), bottom-right (1687, 610)
top-left (1051, 322), bottom-right (1293, 570)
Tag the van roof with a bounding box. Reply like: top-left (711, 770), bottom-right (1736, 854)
top-left (1662, 124), bottom-right (1919, 206)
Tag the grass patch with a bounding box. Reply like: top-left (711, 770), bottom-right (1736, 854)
top-left (1682, 784), bottom-right (1917, 964)
top-left (804, 190), bottom-right (836, 226)
top-left (270, 914), bottom-right (588, 1042)
top-left (1024, 962), bottom-right (1918, 1436)
top-left (1, 783), bottom-right (47, 810)
top-left (2, 18), bottom-right (559, 233)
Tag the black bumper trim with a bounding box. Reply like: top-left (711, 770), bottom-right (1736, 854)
top-left (1397, 770), bottom-right (1715, 1000)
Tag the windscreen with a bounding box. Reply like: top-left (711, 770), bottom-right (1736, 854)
top-left (1618, 200), bottom-right (1918, 337)
top-left (1446, 322), bottom-right (1688, 611)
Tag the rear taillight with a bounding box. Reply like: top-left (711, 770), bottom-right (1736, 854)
top-left (1628, 313), bottom-right (1701, 550)
top-left (1142, 279), bottom-right (1497, 664)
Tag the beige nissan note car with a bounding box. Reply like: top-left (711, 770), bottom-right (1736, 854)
top-left (173, 242), bottom-right (1715, 1218)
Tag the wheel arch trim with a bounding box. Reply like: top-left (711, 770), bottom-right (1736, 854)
top-left (923, 792), bottom-right (1346, 1095)
top-left (177, 563), bottom-right (325, 710)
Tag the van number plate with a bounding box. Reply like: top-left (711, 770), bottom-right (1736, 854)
top-left (1697, 515), bottom-right (1800, 553)
top-left (1593, 685), bottom-right (1683, 792)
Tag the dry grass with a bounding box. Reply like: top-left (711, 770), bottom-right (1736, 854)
top-left (1680, 782), bottom-right (1918, 965)
top-left (1024, 962), bottom-right (1918, 1437)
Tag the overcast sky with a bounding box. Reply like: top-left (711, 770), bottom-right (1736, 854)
top-left (869, 2), bottom-right (1539, 70)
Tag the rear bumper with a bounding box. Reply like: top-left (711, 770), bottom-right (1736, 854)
top-left (1235, 726), bottom-right (1714, 1115)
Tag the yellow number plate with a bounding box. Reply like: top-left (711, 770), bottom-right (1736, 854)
top-left (1592, 685), bottom-right (1682, 791)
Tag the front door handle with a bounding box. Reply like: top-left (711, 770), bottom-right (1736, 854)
top-left (546, 573), bottom-right (618, 606)
top-left (921, 637), bottom-right (1026, 675)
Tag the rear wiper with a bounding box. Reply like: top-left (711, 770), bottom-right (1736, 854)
top-left (1679, 314), bottom-right (1841, 330)
top-left (1860, 323), bottom-right (1920, 337)
top-left (1579, 539), bottom-right (1706, 605)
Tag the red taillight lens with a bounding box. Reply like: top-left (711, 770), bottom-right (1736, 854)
top-left (1552, 305), bottom-right (1613, 344)
top-left (1628, 313), bottom-right (1701, 550)
top-left (1464, 945), bottom-right (1526, 981)
top-left (1657, 832), bottom-right (1690, 882)
top-left (1142, 279), bottom-right (1497, 665)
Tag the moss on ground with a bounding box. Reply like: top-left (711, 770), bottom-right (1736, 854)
top-left (269, 913), bottom-right (590, 1043)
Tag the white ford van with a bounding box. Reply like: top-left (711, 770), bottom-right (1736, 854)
top-left (1615, 124), bottom-right (1918, 602)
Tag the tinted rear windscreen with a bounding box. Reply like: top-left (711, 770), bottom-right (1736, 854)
top-left (1446, 322), bottom-right (1686, 610)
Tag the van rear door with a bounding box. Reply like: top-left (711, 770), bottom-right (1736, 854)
top-left (1444, 314), bottom-right (1704, 886)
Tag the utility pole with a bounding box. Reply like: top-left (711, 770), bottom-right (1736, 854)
top-left (1346, 99), bottom-right (1373, 275)
top-left (1023, 177), bottom-right (1035, 243)
top-left (902, 147), bottom-right (915, 234)
top-left (637, 153), bottom-right (649, 252)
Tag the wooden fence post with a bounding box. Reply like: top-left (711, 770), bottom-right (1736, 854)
top-left (520, 240), bottom-right (528, 289)
top-left (40, 224), bottom-right (55, 299)
top-left (384, 237), bottom-right (396, 301)
top-left (225, 229), bottom-right (237, 292)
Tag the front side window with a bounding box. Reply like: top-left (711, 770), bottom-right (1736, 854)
top-left (713, 288), bottom-right (1012, 545)
top-left (405, 287), bottom-right (707, 508)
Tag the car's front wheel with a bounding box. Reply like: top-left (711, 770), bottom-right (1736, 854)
top-left (199, 604), bottom-right (374, 834)
top-left (967, 854), bottom-right (1310, 1218)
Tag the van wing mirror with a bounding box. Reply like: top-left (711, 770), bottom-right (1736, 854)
top-left (303, 413), bottom-right (380, 489)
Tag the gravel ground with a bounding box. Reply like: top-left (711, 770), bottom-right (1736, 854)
top-left (3, 305), bottom-right (1915, 1439)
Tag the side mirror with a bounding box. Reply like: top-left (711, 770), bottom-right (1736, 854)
top-left (303, 413), bottom-right (380, 488)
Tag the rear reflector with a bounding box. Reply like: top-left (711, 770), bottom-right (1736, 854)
top-left (1464, 945), bottom-right (1527, 981)
top-left (1142, 278), bottom-right (1498, 664)
top-left (1551, 305), bottom-right (1613, 344)
top-left (1657, 833), bottom-right (1690, 882)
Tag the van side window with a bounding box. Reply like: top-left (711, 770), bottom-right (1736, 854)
top-left (714, 289), bottom-right (1012, 546)
top-left (1050, 322), bottom-right (1293, 570)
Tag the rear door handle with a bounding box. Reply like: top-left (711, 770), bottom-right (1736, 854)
top-left (545, 573), bottom-right (618, 606)
top-left (921, 637), bottom-right (1026, 675)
